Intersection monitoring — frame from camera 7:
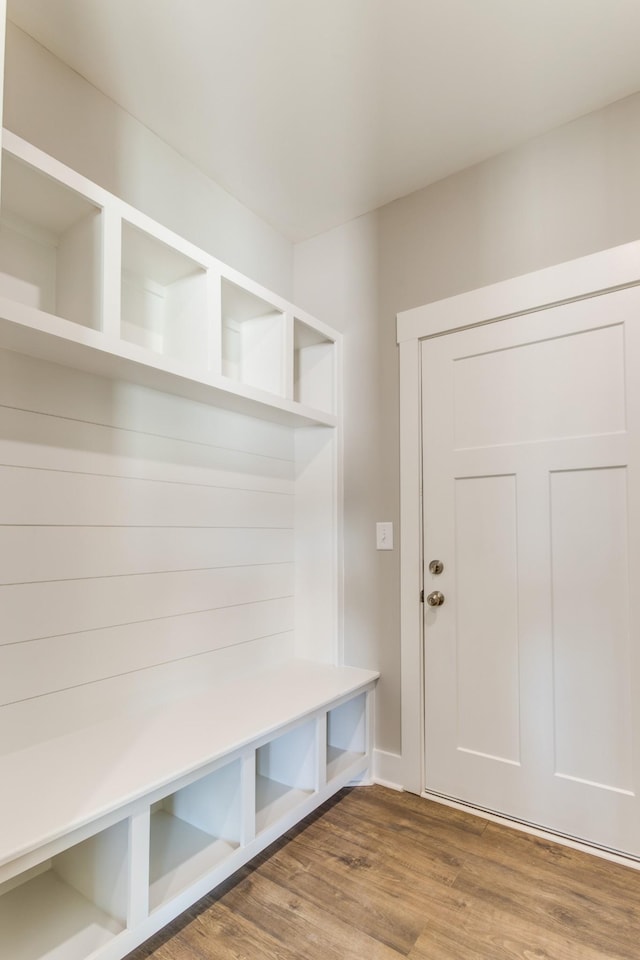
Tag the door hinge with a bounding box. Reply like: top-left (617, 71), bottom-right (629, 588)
top-left (420, 588), bottom-right (424, 603)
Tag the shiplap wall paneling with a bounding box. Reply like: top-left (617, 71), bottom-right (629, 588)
top-left (294, 425), bottom-right (340, 663)
top-left (0, 347), bottom-right (296, 734)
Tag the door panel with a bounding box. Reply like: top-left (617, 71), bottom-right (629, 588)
top-left (422, 286), bottom-right (640, 855)
top-left (455, 474), bottom-right (520, 764)
top-left (452, 323), bottom-right (626, 449)
top-left (550, 467), bottom-right (633, 793)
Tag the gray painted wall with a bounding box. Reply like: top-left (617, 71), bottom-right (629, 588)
top-left (294, 91), bottom-right (640, 759)
top-left (4, 23), bottom-right (294, 297)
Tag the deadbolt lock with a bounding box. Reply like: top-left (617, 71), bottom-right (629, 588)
top-left (428, 559), bottom-right (444, 575)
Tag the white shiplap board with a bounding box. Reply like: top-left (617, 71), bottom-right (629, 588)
top-left (0, 348), bottom-right (295, 716)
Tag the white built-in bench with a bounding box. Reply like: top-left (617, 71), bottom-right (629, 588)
top-left (0, 661), bottom-right (378, 960)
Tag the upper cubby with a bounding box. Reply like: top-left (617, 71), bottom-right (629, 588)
top-left (221, 278), bottom-right (287, 396)
top-left (0, 151), bottom-right (102, 329)
top-left (294, 317), bottom-right (336, 415)
top-left (121, 220), bottom-right (210, 371)
top-left (0, 130), bottom-right (340, 429)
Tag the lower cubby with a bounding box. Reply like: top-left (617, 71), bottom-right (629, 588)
top-left (326, 692), bottom-right (367, 782)
top-left (255, 719), bottom-right (317, 834)
top-left (149, 759), bottom-right (242, 911)
top-left (0, 820), bottom-right (128, 960)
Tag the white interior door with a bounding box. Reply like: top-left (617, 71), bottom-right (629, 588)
top-left (421, 285), bottom-right (640, 856)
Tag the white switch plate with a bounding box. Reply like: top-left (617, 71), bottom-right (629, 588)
top-left (376, 521), bottom-right (393, 550)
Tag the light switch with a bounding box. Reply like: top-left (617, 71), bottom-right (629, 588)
top-left (376, 521), bottom-right (393, 550)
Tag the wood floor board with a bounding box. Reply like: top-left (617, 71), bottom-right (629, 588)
top-left (452, 853), bottom-right (640, 959)
top-left (274, 802), bottom-right (463, 889)
top-left (246, 828), bottom-right (436, 953)
top-left (127, 785), bottom-right (640, 960)
top-left (408, 895), bottom-right (622, 960)
top-left (219, 870), bottom-right (404, 960)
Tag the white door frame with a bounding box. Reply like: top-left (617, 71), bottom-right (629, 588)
top-left (396, 240), bottom-right (640, 796)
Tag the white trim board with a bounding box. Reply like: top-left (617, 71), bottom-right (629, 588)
top-left (397, 239), bottom-right (640, 343)
top-left (396, 238), bottom-right (640, 798)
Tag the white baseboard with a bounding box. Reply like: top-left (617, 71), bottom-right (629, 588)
top-left (372, 749), bottom-right (404, 792)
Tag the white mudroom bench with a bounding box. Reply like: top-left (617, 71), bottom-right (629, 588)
top-left (0, 660), bottom-right (378, 960)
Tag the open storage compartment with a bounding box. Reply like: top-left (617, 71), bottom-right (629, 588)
top-left (326, 693), bottom-right (367, 782)
top-left (149, 760), bottom-right (242, 911)
top-left (294, 318), bottom-right (336, 414)
top-left (0, 820), bottom-right (128, 960)
top-left (121, 220), bottom-right (209, 369)
top-left (221, 277), bottom-right (286, 396)
top-left (255, 720), bottom-right (317, 834)
top-left (0, 151), bottom-right (102, 329)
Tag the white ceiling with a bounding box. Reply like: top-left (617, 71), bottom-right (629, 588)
top-left (8, 0), bottom-right (640, 242)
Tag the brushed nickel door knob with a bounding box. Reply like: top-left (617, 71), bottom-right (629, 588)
top-left (426, 591), bottom-right (445, 607)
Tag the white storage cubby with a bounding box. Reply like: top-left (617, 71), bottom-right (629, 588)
top-left (326, 693), bottom-right (367, 783)
top-left (0, 150), bottom-right (102, 329)
top-left (120, 219), bottom-right (210, 370)
top-left (255, 719), bottom-right (317, 834)
top-left (0, 131), bottom-right (339, 428)
top-left (221, 277), bottom-right (287, 396)
top-left (0, 820), bottom-right (128, 960)
top-left (149, 760), bottom-right (242, 912)
top-left (294, 317), bottom-right (336, 415)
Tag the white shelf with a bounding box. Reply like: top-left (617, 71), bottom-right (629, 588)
top-left (255, 776), bottom-right (314, 835)
top-left (0, 130), bottom-right (340, 429)
top-left (0, 297), bottom-right (337, 428)
top-left (0, 870), bottom-right (123, 960)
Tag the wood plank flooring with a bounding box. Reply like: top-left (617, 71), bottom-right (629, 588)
top-left (127, 785), bottom-right (640, 960)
